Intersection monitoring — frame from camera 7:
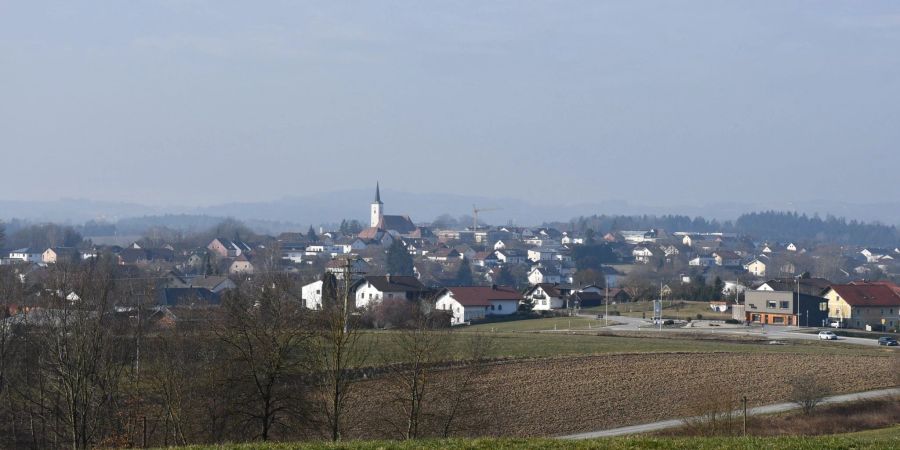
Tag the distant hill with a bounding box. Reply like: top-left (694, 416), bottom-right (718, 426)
top-left (2, 191), bottom-right (900, 229)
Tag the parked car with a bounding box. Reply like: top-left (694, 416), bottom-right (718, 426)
top-left (818, 331), bottom-right (838, 340)
top-left (877, 336), bottom-right (898, 346)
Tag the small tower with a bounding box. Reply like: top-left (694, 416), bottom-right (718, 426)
top-left (371, 182), bottom-right (384, 228)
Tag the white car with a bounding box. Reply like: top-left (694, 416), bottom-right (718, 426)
top-left (818, 331), bottom-right (837, 340)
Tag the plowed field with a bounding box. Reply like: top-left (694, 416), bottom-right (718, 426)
top-left (347, 352), bottom-right (897, 439)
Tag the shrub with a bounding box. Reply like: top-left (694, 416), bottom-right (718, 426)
top-left (696, 313), bottom-right (703, 320)
top-left (789, 375), bottom-right (831, 415)
top-left (725, 319), bottom-right (740, 324)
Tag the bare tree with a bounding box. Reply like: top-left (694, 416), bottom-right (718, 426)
top-left (789, 375), bottom-right (831, 415)
top-left (37, 258), bottom-right (128, 449)
top-left (216, 274), bottom-right (312, 441)
top-left (382, 304), bottom-right (447, 439)
top-left (437, 332), bottom-right (495, 438)
top-left (310, 261), bottom-right (370, 441)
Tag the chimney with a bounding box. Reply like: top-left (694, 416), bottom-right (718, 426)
top-left (386, 273), bottom-right (392, 283)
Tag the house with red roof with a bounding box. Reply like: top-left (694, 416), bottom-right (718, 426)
top-left (824, 282), bottom-right (900, 331)
top-left (434, 285), bottom-right (521, 325)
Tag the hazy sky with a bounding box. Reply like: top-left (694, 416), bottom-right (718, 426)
top-left (1, 1), bottom-right (898, 208)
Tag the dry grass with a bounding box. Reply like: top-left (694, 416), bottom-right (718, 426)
top-left (659, 396), bottom-right (900, 437)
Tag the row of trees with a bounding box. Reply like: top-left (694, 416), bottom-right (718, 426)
top-left (0, 260), bottom-right (496, 448)
top-left (557, 211), bottom-right (900, 247)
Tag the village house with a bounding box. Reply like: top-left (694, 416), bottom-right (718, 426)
top-left (744, 257), bottom-right (769, 277)
top-left (824, 282), bottom-right (900, 331)
top-left (42, 247), bottom-right (79, 264)
top-left (8, 248), bottom-right (43, 263)
top-left (494, 249), bottom-right (527, 264)
top-left (351, 275), bottom-right (429, 309)
top-left (632, 246), bottom-right (654, 264)
top-left (528, 265), bottom-right (562, 285)
top-left (528, 248), bottom-right (558, 262)
top-left (523, 283), bottom-right (572, 310)
top-left (207, 238), bottom-right (252, 258)
top-left (712, 250), bottom-right (742, 267)
top-left (743, 290), bottom-right (829, 327)
top-left (434, 285), bottom-right (521, 325)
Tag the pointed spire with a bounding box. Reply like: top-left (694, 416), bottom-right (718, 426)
top-left (375, 182), bottom-right (382, 203)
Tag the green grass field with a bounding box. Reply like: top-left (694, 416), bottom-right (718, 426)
top-left (583, 300), bottom-right (732, 320)
top-left (361, 329), bottom-right (891, 364)
top-left (460, 316), bottom-right (610, 332)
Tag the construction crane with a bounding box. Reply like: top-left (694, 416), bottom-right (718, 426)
top-left (472, 205), bottom-right (502, 231)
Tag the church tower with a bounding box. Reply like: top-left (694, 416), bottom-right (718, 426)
top-left (371, 182), bottom-right (384, 228)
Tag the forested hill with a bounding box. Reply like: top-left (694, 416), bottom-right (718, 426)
top-left (556, 211), bottom-right (900, 247)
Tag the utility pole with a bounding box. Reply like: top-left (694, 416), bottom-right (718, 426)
top-left (605, 281), bottom-right (609, 327)
top-left (742, 396), bottom-right (748, 436)
top-left (341, 256), bottom-right (367, 334)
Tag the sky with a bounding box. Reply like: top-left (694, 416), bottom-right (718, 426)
top-left (1, 1), bottom-right (899, 209)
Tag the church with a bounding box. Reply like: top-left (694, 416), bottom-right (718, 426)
top-left (357, 183), bottom-right (422, 240)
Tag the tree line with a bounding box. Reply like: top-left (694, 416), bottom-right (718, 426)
top-left (0, 260), bottom-right (497, 448)
top-left (555, 211), bottom-right (899, 247)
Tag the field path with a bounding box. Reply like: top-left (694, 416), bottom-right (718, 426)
top-left (559, 386), bottom-right (900, 439)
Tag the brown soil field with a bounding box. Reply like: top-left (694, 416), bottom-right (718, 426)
top-left (344, 352), bottom-right (897, 439)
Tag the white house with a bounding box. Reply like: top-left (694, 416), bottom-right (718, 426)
top-left (495, 249), bottom-right (526, 264)
top-left (301, 280), bottom-right (326, 309)
top-left (434, 286), bottom-right (521, 325)
top-left (632, 246), bottom-right (654, 264)
top-left (523, 283), bottom-right (569, 310)
top-left (689, 256), bottom-right (715, 267)
top-left (744, 258), bottom-right (768, 277)
top-left (8, 248), bottom-right (43, 263)
top-left (493, 240), bottom-right (507, 250)
top-left (528, 248), bottom-right (557, 262)
top-left (351, 275), bottom-right (428, 309)
top-left (528, 265), bottom-right (562, 285)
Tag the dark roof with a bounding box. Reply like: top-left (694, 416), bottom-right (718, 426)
top-left (571, 291), bottom-right (604, 302)
top-left (829, 284), bottom-right (900, 307)
top-left (525, 283), bottom-right (563, 297)
top-left (157, 288), bottom-right (220, 306)
top-left (187, 275), bottom-right (232, 290)
top-left (378, 215), bottom-right (417, 234)
top-left (444, 286), bottom-right (521, 306)
top-left (761, 278), bottom-right (832, 296)
top-left (356, 275), bottom-right (426, 293)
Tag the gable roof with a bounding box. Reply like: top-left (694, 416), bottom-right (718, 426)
top-left (828, 284), bottom-right (900, 307)
top-left (355, 275), bottom-right (426, 293)
top-left (378, 215), bottom-right (417, 234)
top-left (443, 286), bottom-right (521, 306)
top-left (524, 283), bottom-right (563, 298)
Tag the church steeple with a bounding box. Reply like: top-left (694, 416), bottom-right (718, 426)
top-left (371, 182), bottom-right (384, 228)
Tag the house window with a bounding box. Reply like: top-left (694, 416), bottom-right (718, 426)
top-left (780, 301), bottom-right (789, 309)
top-left (773, 317), bottom-right (784, 324)
top-left (498, 304), bottom-right (502, 311)
top-left (819, 302), bottom-right (827, 311)
top-left (750, 304), bottom-right (757, 309)
top-left (491, 305), bottom-right (495, 311)
top-left (316, 290), bottom-right (321, 294)
top-left (767, 301), bottom-right (777, 308)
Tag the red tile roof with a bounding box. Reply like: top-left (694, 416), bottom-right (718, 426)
top-left (829, 284), bottom-right (900, 307)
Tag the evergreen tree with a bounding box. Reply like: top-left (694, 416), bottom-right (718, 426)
top-left (307, 226), bottom-right (318, 242)
top-left (455, 257), bottom-right (473, 286)
top-left (0, 221), bottom-right (5, 249)
top-left (321, 272), bottom-right (338, 308)
top-left (495, 265), bottom-right (516, 287)
top-left (386, 240), bottom-right (414, 276)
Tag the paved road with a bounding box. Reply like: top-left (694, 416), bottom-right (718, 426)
top-left (559, 387), bottom-right (900, 439)
top-left (580, 313), bottom-right (893, 348)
